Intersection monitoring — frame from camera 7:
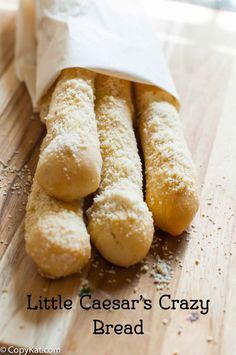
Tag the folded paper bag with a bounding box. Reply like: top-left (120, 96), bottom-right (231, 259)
top-left (15, 0), bottom-right (179, 110)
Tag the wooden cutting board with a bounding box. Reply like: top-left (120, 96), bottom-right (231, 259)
top-left (0, 1), bottom-right (236, 354)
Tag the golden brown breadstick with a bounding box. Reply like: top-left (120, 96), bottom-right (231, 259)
top-left (135, 84), bottom-right (199, 236)
top-left (25, 96), bottom-right (91, 278)
top-left (87, 75), bottom-right (154, 267)
top-left (36, 68), bottom-right (102, 202)
top-left (25, 179), bottom-right (91, 278)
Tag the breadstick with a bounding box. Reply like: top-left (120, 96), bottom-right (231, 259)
top-left (87, 75), bottom-right (154, 268)
top-left (36, 68), bottom-right (102, 202)
top-left (25, 179), bottom-right (91, 278)
top-left (25, 97), bottom-right (91, 278)
top-left (135, 84), bottom-right (199, 236)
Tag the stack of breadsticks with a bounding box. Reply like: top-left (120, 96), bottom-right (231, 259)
top-left (25, 68), bottom-right (199, 278)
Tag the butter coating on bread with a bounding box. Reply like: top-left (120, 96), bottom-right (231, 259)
top-left (36, 68), bottom-right (102, 202)
top-left (135, 84), bottom-right (199, 236)
top-left (88, 75), bottom-right (154, 267)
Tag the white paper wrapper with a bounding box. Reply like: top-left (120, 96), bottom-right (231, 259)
top-left (15, 0), bottom-right (179, 111)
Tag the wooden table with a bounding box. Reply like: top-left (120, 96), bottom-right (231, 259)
top-left (0, 1), bottom-right (236, 354)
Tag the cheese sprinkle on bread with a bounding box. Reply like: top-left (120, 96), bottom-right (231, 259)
top-left (135, 84), bottom-right (199, 236)
top-left (25, 179), bottom-right (91, 278)
top-left (88, 75), bottom-right (154, 267)
top-left (36, 68), bottom-right (102, 202)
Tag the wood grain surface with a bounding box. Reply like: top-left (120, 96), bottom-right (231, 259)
top-left (0, 1), bottom-right (236, 354)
